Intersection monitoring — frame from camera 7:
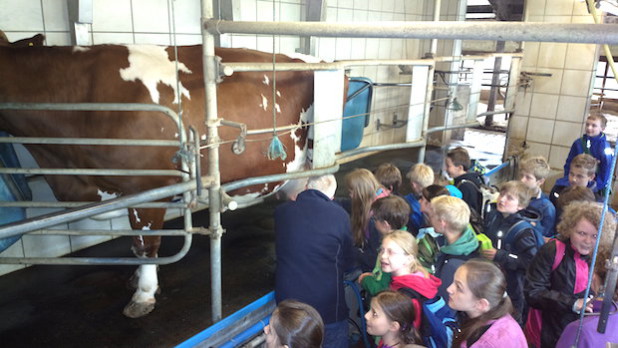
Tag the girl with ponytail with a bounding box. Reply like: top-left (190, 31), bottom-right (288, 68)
top-left (364, 290), bottom-right (424, 348)
top-left (447, 259), bottom-right (526, 348)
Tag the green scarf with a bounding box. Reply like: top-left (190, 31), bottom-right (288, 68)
top-left (440, 226), bottom-right (478, 256)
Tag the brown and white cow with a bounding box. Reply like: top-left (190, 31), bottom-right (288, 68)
top-left (0, 42), bottom-right (321, 317)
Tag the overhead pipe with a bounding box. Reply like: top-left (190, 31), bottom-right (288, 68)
top-left (205, 20), bottom-right (618, 45)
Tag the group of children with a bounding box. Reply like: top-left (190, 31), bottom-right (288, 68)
top-left (265, 113), bottom-right (617, 348)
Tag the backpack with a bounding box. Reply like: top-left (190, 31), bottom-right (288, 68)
top-left (416, 233), bottom-right (440, 274)
top-left (503, 219), bottom-right (545, 249)
top-left (456, 176), bottom-right (499, 218)
top-left (398, 287), bottom-right (458, 348)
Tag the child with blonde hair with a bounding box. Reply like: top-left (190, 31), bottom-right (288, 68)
top-left (380, 230), bottom-right (442, 330)
top-left (429, 196), bottom-right (480, 300)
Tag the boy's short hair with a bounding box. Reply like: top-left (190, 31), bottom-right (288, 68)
top-left (519, 156), bottom-right (550, 181)
top-left (555, 186), bottom-right (595, 211)
top-left (421, 184), bottom-right (450, 201)
top-left (371, 195), bottom-right (411, 230)
top-left (406, 163), bottom-right (434, 188)
top-left (374, 163), bottom-right (402, 194)
top-left (588, 113), bottom-right (608, 128)
top-left (446, 147), bottom-right (471, 171)
top-left (499, 180), bottom-right (534, 208)
top-left (430, 195), bottom-right (470, 232)
top-left (571, 153), bottom-right (598, 176)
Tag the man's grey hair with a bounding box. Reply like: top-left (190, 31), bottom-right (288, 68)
top-left (306, 174), bottom-right (337, 199)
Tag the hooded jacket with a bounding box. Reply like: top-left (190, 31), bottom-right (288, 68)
top-left (390, 272), bottom-right (442, 329)
top-left (483, 204), bottom-right (541, 323)
top-left (434, 225), bottom-right (480, 301)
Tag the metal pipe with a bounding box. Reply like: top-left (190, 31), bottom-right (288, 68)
top-left (476, 110), bottom-right (514, 117)
top-left (335, 139), bottom-right (425, 161)
top-left (27, 229), bottom-right (192, 236)
top-left (202, 0), bottom-right (224, 323)
top-left (0, 136), bottom-right (179, 147)
top-left (427, 122), bottom-right (480, 134)
top-left (429, 0), bottom-right (441, 56)
top-left (0, 201), bottom-right (186, 208)
top-left (0, 234), bottom-right (192, 265)
top-left (222, 58), bottom-right (434, 74)
top-left (0, 168), bottom-right (183, 176)
top-left (206, 20), bottom-right (618, 45)
top-left (0, 177), bottom-right (213, 239)
top-left (222, 164), bottom-right (340, 192)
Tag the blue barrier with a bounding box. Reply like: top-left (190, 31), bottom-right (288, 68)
top-left (176, 291), bottom-right (275, 348)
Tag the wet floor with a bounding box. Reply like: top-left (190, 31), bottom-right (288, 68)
top-left (0, 137), bottom-right (504, 348)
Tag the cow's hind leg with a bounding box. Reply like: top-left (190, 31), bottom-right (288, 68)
top-left (123, 208), bottom-right (164, 318)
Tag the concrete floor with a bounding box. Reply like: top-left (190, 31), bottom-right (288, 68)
top-left (0, 137), bottom-right (504, 348)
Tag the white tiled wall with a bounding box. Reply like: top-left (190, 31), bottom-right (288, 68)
top-left (510, 0), bottom-right (600, 192)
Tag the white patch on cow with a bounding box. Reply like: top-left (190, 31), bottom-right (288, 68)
top-left (120, 45), bottom-right (192, 105)
top-left (92, 189), bottom-right (127, 220)
top-left (72, 46), bottom-right (90, 53)
top-left (131, 264), bottom-right (158, 303)
top-left (174, 133), bottom-right (179, 138)
top-left (260, 183), bottom-right (270, 193)
top-left (275, 103), bottom-right (281, 113)
top-left (286, 52), bottom-right (323, 63)
top-left (133, 209), bottom-right (141, 223)
top-left (277, 90), bottom-right (281, 97)
top-left (286, 106), bottom-right (313, 173)
top-left (142, 222), bottom-right (152, 231)
top-left (201, 134), bottom-right (207, 141)
top-left (97, 189), bottom-right (117, 201)
top-left (263, 75), bottom-right (269, 85)
top-left (161, 127), bottom-right (165, 133)
top-left (260, 94), bottom-right (268, 111)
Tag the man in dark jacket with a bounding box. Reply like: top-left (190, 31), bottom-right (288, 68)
top-left (275, 174), bottom-right (355, 348)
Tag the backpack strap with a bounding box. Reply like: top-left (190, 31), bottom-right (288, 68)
top-left (581, 135), bottom-right (590, 155)
top-left (397, 286), bottom-right (427, 301)
top-left (552, 239), bottom-right (566, 271)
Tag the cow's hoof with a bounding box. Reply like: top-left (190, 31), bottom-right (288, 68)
top-left (123, 300), bottom-right (155, 318)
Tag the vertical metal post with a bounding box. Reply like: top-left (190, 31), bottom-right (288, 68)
top-left (202, 0), bottom-right (223, 322)
top-left (414, 65), bottom-right (434, 163)
top-left (485, 40), bottom-right (505, 127)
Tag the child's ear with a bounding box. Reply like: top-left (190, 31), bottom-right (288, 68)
top-left (538, 178), bottom-right (545, 187)
top-left (476, 297), bottom-right (491, 314)
top-left (389, 319), bottom-right (401, 333)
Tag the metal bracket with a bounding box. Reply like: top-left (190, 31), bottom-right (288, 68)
top-left (220, 119), bottom-right (247, 154)
top-left (376, 113), bottom-right (408, 131)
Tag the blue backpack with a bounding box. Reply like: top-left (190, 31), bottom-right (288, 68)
top-left (398, 287), bottom-right (458, 348)
top-left (503, 220), bottom-right (545, 249)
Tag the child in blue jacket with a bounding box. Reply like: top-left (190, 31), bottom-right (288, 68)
top-left (519, 156), bottom-right (556, 239)
top-left (482, 181), bottom-right (541, 325)
top-left (563, 113), bottom-right (614, 194)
